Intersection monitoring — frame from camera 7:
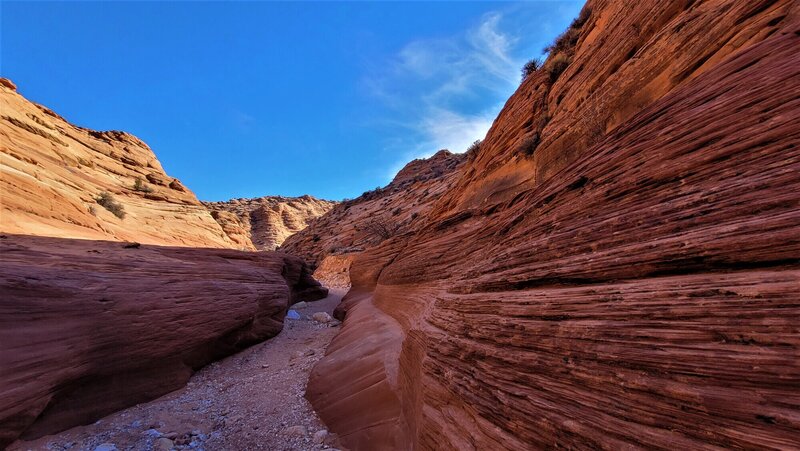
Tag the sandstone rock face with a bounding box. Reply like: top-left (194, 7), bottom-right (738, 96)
top-left (203, 195), bottom-right (336, 251)
top-left (0, 84), bottom-right (237, 248)
top-left (282, 150), bottom-right (465, 267)
top-left (301, 1), bottom-right (800, 449)
top-left (312, 254), bottom-right (355, 289)
top-left (0, 234), bottom-right (327, 447)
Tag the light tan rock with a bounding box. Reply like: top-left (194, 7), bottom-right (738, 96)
top-left (0, 84), bottom-right (238, 248)
top-left (312, 312), bottom-right (333, 324)
top-left (204, 195), bottom-right (336, 251)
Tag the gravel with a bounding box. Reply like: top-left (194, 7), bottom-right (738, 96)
top-left (11, 288), bottom-right (347, 451)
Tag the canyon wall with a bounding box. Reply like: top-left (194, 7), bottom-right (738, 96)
top-left (0, 234), bottom-right (327, 447)
top-left (0, 81), bottom-right (236, 248)
top-left (204, 195), bottom-right (336, 251)
top-left (298, 0), bottom-right (800, 449)
top-left (282, 149), bottom-right (465, 268)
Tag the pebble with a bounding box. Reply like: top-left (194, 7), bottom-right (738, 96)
top-left (286, 309), bottom-right (301, 320)
top-left (154, 437), bottom-right (174, 451)
top-left (94, 444), bottom-right (117, 451)
top-left (283, 425), bottom-right (308, 436)
top-left (313, 429), bottom-right (329, 443)
top-left (293, 301), bottom-right (308, 309)
top-left (312, 312), bottom-right (333, 323)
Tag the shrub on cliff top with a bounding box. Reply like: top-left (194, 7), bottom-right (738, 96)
top-left (571, 7), bottom-right (592, 29)
top-left (547, 53), bottom-right (572, 83)
top-left (521, 58), bottom-right (542, 80)
top-left (96, 192), bottom-right (125, 219)
top-left (465, 139), bottom-right (482, 161)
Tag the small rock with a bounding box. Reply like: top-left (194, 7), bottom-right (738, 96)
top-left (293, 301), bottom-right (308, 309)
top-left (261, 364), bottom-right (269, 368)
top-left (94, 444), bottom-right (117, 451)
top-left (304, 349), bottom-right (315, 356)
top-left (312, 312), bottom-right (333, 323)
top-left (283, 425), bottom-right (308, 437)
top-left (286, 310), bottom-right (301, 320)
top-left (313, 429), bottom-right (329, 444)
top-left (154, 437), bottom-right (174, 451)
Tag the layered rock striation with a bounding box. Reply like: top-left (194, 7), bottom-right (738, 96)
top-left (0, 81), bottom-right (237, 248)
top-left (203, 195), bottom-right (336, 251)
top-left (282, 150), bottom-right (465, 268)
top-left (296, 1), bottom-right (800, 449)
top-left (0, 234), bottom-right (327, 447)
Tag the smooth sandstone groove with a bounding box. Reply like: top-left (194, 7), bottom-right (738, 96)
top-left (294, 1), bottom-right (800, 449)
top-left (0, 235), bottom-right (327, 446)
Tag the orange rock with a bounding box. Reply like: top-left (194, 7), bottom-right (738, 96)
top-left (295, 1), bottom-right (800, 449)
top-left (0, 234), bottom-right (327, 446)
top-left (0, 84), bottom-right (238, 248)
top-left (282, 150), bottom-right (465, 266)
top-left (204, 195), bottom-right (336, 251)
top-left (0, 78), bottom-right (16, 91)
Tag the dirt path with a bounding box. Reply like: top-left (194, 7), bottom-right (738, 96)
top-left (12, 288), bottom-right (347, 451)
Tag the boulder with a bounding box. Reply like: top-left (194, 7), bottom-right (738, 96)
top-left (0, 234), bottom-right (327, 447)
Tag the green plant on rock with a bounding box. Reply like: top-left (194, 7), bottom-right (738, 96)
top-left (547, 53), bottom-right (572, 83)
top-left (96, 192), bottom-right (126, 219)
top-left (132, 177), bottom-right (153, 193)
top-left (521, 58), bottom-right (542, 80)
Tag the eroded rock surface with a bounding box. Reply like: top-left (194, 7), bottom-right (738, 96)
top-left (0, 83), bottom-right (236, 248)
top-left (295, 1), bottom-right (800, 449)
top-left (203, 195), bottom-right (336, 251)
top-left (282, 149), bottom-right (465, 267)
top-left (0, 234), bottom-right (327, 447)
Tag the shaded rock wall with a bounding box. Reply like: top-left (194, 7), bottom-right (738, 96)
top-left (0, 234), bottom-right (327, 447)
top-left (302, 1), bottom-right (800, 449)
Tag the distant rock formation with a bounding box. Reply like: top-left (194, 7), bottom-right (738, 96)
top-left (203, 195), bottom-right (336, 251)
top-left (0, 234), bottom-right (327, 447)
top-left (0, 82), bottom-right (237, 248)
top-left (289, 1), bottom-right (800, 449)
top-left (282, 149), bottom-right (465, 267)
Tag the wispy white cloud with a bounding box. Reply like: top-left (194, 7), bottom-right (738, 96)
top-left (361, 2), bottom-right (585, 182)
top-left (363, 11), bottom-right (528, 181)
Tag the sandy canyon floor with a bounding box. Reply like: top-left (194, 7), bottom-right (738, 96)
top-left (11, 288), bottom-right (348, 451)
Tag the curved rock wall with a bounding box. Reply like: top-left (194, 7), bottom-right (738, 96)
top-left (303, 1), bottom-right (800, 449)
top-left (0, 234), bottom-right (327, 447)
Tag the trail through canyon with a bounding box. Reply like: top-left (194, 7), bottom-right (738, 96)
top-left (10, 288), bottom-right (348, 451)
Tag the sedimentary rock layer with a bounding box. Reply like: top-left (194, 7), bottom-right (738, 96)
top-left (282, 150), bottom-right (465, 267)
top-left (301, 1), bottom-right (800, 449)
top-left (0, 82), bottom-right (236, 248)
top-left (0, 234), bottom-right (327, 447)
top-left (203, 195), bottom-right (336, 251)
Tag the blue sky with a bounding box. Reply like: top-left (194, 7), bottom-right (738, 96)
top-left (1, 1), bottom-right (583, 201)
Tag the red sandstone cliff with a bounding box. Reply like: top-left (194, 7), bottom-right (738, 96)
top-left (282, 150), bottom-right (465, 268)
top-left (203, 195), bottom-right (336, 251)
top-left (295, 1), bottom-right (800, 449)
top-left (0, 81), bottom-right (237, 248)
top-left (0, 80), bottom-right (332, 447)
top-left (0, 234), bottom-right (326, 446)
